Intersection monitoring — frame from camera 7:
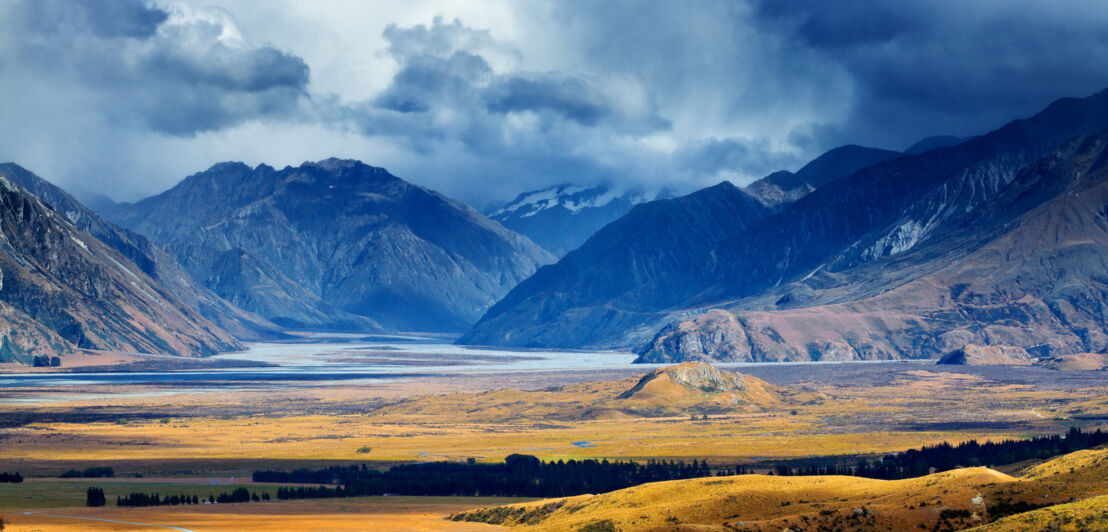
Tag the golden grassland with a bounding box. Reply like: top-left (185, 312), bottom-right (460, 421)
top-left (971, 493), bottom-right (1108, 531)
top-left (0, 364), bottom-right (1105, 529)
top-left (1, 496), bottom-right (522, 531)
top-left (452, 447), bottom-right (1108, 531)
top-left (2, 370), bottom-right (1100, 472)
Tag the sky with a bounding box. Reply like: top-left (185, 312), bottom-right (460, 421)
top-left (3, 0), bottom-right (1108, 209)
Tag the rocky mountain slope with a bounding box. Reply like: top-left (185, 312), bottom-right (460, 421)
top-left (464, 87), bottom-right (1108, 357)
top-left (743, 144), bottom-right (900, 209)
top-left (0, 172), bottom-right (241, 361)
top-left (460, 181), bottom-right (771, 347)
top-left (0, 163), bottom-right (283, 341)
top-left (639, 129), bottom-right (1108, 361)
top-left (488, 184), bottom-right (651, 256)
top-left (106, 159), bottom-right (553, 332)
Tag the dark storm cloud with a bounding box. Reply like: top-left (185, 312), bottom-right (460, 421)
top-left (749, 0), bottom-right (1108, 148)
top-left (21, 0), bottom-right (168, 38)
top-left (335, 16), bottom-right (671, 189)
top-left (5, 0), bottom-right (1108, 207)
top-left (486, 75), bottom-right (609, 126)
top-left (6, 0), bottom-right (309, 136)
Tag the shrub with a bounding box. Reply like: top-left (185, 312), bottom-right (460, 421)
top-left (356, 446), bottom-right (372, 454)
top-left (577, 519), bottom-right (617, 532)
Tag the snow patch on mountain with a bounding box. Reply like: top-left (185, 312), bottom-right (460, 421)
top-left (490, 184), bottom-right (641, 219)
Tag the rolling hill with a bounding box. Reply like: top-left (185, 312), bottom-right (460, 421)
top-left (454, 446), bottom-right (1108, 531)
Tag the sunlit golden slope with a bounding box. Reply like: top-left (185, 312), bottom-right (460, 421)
top-left (453, 468), bottom-right (1015, 531)
top-left (970, 494), bottom-right (1108, 531)
top-left (454, 447), bottom-right (1108, 531)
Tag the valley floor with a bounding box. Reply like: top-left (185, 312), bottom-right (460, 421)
top-left (0, 338), bottom-right (1105, 530)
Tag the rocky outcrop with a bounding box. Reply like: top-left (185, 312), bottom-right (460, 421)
top-left (107, 159), bottom-right (553, 332)
top-left (617, 361), bottom-right (746, 399)
top-left (0, 173), bottom-right (241, 361)
top-left (1036, 353), bottom-right (1108, 371)
top-left (937, 344), bottom-right (1035, 366)
top-left (634, 310), bottom-right (754, 363)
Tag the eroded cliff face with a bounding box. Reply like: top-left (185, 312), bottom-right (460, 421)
top-left (0, 174), bottom-right (241, 361)
top-left (109, 159), bottom-right (553, 332)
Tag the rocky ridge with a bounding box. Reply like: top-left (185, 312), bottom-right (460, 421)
top-left (0, 172), bottom-right (241, 361)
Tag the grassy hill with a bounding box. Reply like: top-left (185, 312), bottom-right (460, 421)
top-left (452, 447), bottom-right (1108, 531)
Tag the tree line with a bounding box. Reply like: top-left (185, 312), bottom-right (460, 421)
top-left (116, 488), bottom-right (270, 507)
top-left (765, 427), bottom-right (1107, 479)
top-left (61, 467), bottom-right (113, 478)
top-left (87, 487), bottom-right (271, 507)
top-left (257, 427), bottom-right (1106, 500)
top-left (0, 473), bottom-right (21, 483)
top-left (259, 455), bottom-right (716, 500)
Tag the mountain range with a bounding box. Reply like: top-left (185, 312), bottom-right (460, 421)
top-left (6, 84), bottom-right (1108, 365)
top-left (462, 87), bottom-right (1108, 362)
top-left (488, 184), bottom-right (654, 257)
top-left (103, 159), bottom-right (553, 333)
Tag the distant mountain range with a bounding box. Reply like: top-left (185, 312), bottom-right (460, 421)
top-left (0, 169), bottom-right (241, 361)
top-left (7, 84), bottom-right (1108, 366)
top-left (488, 184), bottom-right (654, 257)
top-left (103, 159), bottom-right (553, 333)
top-left (462, 87), bottom-right (1108, 362)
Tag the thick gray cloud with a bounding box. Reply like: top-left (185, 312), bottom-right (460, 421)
top-left (5, 0), bottom-right (309, 136)
top-left (2, 0), bottom-right (1108, 208)
top-left (750, 0), bottom-right (1108, 148)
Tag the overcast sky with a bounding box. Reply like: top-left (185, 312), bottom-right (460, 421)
top-left (3, 0), bottom-right (1108, 209)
